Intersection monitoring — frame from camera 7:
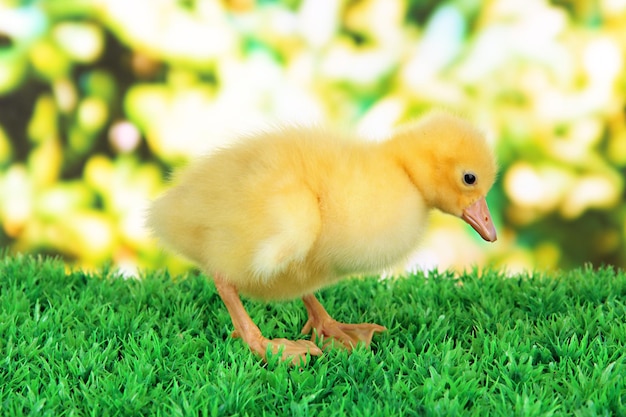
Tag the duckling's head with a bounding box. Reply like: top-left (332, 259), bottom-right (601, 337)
top-left (390, 112), bottom-right (498, 242)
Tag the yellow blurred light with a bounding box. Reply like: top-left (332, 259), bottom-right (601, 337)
top-left (405, 211), bottom-right (488, 273)
top-left (119, 198), bottom-right (151, 245)
top-left (109, 179), bottom-right (134, 215)
top-left (69, 128), bottom-right (95, 155)
top-left (344, 0), bottom-right (405, 45)
top-left (36, 188), bottom-right (72, 217)
top-left (297, 0), bottom-right (340, 48)
top-left (0, 125), bottom-right (13, 164)
top-left (583, 37), bottom-right (622, 85)
top-left (167, 68), bottom-right (200, 88)
top-left (607, 130), bottom-right (626, 166)
top-left (602, 0), bottom-right (626, 13)
top-left (27, 94), bottom-right (57, 144)
top-left (102, 0), bottom-right (236, 65)
top-left (52, 78), bottom-right (78, 113)
top-left (28, 137), bottom-right (62, 187)
top-left (36, 183), bottom-right (94, 218)
top-left (30, 40), bottom-right (70, 80)
top-left (403, 4), bottom-right (464, 87)
top-left (127, 84), bottom-right (263, 162)
top-left (53, 22), bottom-right (104, 63)
top-left (84, 155), bottom-right (114, 193)
top-left (218, 51), bottom-right (324, 126)
top-left (0, 165), bottom-right (32, 237)
top-left (271, 83), bottom-right (326, 125)
top-left (550, 118), bottom-right (602, 163)
top-left (78, 97), bottom-right (108, 132)
top-left (495, 248), bottom-right (535, 276)
top-left (63, 211), bottom-right (115, 262)
top-left (534, 242), bottom-right (561, 270)
top-left (0, 52), bottom-right (28, 95)
top-left (560, 175), bottom-right (622, 219)
top-left (321, 41), bottom-right (398, 85)
top-left (504, 162), bottom-right (572, 210)
top-left (135, 163), bottom-right (166, 198)
top-left (356, 96), bottom-right (406, 141)
top-left (505, 205), bottom-right (544, 226)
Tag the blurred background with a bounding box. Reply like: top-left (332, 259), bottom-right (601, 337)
top-left (0, 0), bottom-right (625, 276)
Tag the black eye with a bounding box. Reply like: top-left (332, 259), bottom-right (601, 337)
top-left (463, 172), bottom-right (476, 185)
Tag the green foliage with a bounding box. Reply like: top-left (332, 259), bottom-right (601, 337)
top-left (1, 254), bottom-right (625, 416)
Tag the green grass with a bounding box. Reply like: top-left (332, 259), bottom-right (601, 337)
top-left (1, 253), bottom-right (625, 416)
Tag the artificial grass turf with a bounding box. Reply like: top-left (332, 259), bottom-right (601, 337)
top-left (1, 254), bottom-right (625, 416)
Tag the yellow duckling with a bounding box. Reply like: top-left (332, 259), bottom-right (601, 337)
top-left (148, 111), bottom-right (497, 364)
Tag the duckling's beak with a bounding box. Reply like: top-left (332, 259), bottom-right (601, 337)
top-left (461, 197), bottom-right (497, 242)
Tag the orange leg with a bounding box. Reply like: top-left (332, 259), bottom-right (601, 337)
top-left (213, 274), bottom-right (322, 365)
top-left (301, 294), bottom-right (386, 350)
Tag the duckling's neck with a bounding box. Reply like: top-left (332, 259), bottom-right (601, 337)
top-left (381, 131), bottom-right (441, 210)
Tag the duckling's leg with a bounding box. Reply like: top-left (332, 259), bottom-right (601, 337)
top-left (213, 274), bottom-right (322, 364)
top-left (301, 294), bottom-right (386, 350)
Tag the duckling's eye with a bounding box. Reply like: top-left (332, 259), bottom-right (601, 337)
top-left (463, 172), bottom-right (477, 185)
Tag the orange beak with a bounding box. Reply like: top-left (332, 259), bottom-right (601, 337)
top-left (461, 197), bottom-right (497, 242)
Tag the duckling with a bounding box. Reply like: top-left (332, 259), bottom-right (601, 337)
top-left (148, 111), bottom-right (497, 364)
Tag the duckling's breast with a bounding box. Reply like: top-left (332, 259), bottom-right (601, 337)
top-left (314, 162), bottom-right (429, 276)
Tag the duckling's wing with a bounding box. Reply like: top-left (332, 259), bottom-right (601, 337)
top-left (250, 184), bottom-right (321, 282)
